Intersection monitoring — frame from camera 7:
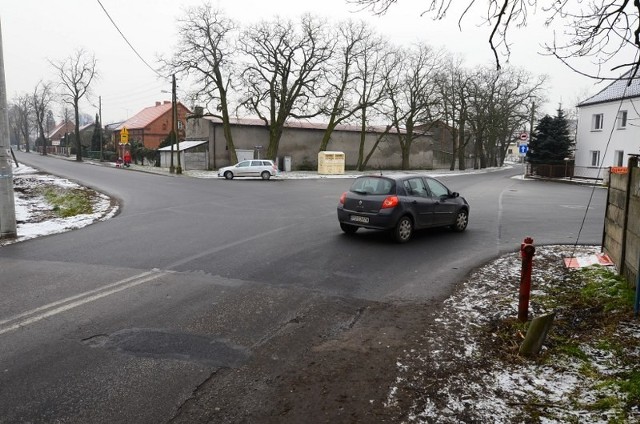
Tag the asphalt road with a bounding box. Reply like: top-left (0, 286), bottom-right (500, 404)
top-left (0, 152), bottom-right (606, 423)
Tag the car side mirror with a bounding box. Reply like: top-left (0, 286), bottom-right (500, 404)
top-left (450, 192), bottom-right (459, 198)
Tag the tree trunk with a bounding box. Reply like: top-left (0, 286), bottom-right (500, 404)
top-left (357, 110), bottom-right (367, 171)
top-left (449, 126), bottom-right (458, 171)
top-left (74, 99), bottom-right (82, 161)
top-left (401, 143), bottom-right (410, 170)
top-left (319, 115), bottom-right (338, 152)
top-left (457, 115), bottom-right (467, 170)
top-left (219, 89), bottom-right (237, 165)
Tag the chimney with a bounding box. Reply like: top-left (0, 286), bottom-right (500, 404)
top-left (164, 101), bottom-right (170, 105)
top-left (156, 101), bottom-right (161, 106)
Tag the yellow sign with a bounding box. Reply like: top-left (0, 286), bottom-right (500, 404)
top-left (121, 127), bottom-right (129, 144)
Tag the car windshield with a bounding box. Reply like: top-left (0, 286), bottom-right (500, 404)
top-left (350, 177), bottom-right (394, 195)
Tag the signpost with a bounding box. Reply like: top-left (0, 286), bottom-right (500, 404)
top-left (119, 127), bottom-right (129, 165)
top-left (120, 127), bottom-right (129, 144)
top-left (519, 144), bottom-right (528, 155)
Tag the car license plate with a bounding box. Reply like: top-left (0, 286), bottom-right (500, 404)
top-left (350, 215), bottom-right (369, 224)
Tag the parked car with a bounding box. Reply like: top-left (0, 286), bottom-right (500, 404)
top-left (217, 160), bottom-right (279, 180)
top-left (337, 174), bottom-right (470, 243)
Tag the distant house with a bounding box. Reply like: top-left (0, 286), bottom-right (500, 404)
top-left (575, 73), bottom-right (640, 179)
top-left (113, 101), bottom-right (191, 150)
top-left (46, 121), bottom-right (75, 155)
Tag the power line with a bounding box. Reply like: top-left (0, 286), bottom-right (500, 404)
top-left (95, 0), bottom-right (166, 79)
top-left (571, 61), bottom-right (637, 256)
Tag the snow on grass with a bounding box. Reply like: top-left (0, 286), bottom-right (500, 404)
top-left (389, 245), bottom-right (640, 423)
top-left (1, 165), bottom-right (118, 246)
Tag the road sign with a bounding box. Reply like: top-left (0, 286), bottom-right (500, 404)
top-left (519, 144), bottom-right (529, 155)
top-left (121, 127), bottom-right (129, 144)
top-left (519, 132), bottom-right (528, 141)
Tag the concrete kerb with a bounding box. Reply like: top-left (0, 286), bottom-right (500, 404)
top-left (524, 174), bottom-right (606, 188)
top-left (27, 154), bottom-right (603, 186)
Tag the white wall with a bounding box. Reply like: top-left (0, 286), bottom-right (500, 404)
top-left (576, 100), bottom-right (640, 176)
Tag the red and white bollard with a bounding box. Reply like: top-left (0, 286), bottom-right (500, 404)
top-left (518, 237), bottom-right (536, 322)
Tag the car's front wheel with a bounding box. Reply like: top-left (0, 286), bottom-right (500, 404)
top-left (451, 210), bottom-right (468, 232)
top-left (340, 223), bottom-right (358, 234)
top-left (393, 216), bottom-right (413, 243)
top-left (261, 171), bottom-right (271, 180)
top-left (224, 171), bottom-right (234, 180)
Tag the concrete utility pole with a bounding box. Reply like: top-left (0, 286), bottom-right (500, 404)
top-left (0, 18), bottom-right (17, 239)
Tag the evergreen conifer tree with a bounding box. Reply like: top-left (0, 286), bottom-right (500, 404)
top-left (90, 114), bottom-right (102, 151)
top-left (527, 108), bottom-right (573, 164)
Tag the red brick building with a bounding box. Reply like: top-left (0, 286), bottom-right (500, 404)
top-left (113, 101), bottom-right (191, 149)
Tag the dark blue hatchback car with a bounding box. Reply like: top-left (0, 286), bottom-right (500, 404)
top-left (337, 174), bottom-right (470, 243)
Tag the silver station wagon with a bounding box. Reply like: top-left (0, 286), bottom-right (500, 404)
top-left (217, 160), bottom-right (279, 180)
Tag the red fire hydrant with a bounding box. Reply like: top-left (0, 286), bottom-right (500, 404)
top-left (518, 237), bottom-right (536, 322)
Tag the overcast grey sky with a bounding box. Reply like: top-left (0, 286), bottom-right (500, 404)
top-left (2, 0), bottom-right (631, 125)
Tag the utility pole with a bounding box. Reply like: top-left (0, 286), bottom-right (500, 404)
top-left (169, 74), bottom-right (175, 174)
top-left (0, 18), bottom-right (17, 239)
top-left (173, 74), bottom-right (182, 175)
top-left (99, 96), bottom-right (103, 162)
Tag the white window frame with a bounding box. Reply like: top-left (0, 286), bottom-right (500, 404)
top-left (590, 150), bottom-right (601, 167)
top-left (617, 110), bottom-right (628, 129)
top-left (592, 113), bottom-right (604, 131)
top-left (614, 150), bottom-right (624, 167)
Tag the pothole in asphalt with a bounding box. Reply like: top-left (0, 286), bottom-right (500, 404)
top-left (82, 328), bottom-right (249, 366)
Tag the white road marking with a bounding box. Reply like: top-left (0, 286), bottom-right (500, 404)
top-left (0, 270), bottom-right (166, 336)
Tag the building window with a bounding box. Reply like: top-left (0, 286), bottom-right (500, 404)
top-left (617, 110), bottom-right (627, 129)
top-left (615, 150), bottom-right (624, 167)
top-left (590, 150), bottom-right (600, 167)
top-left (592, 113), bottom-right (604, 130)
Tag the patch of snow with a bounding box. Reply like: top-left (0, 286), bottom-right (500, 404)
top-left (387, 245), bottom-right (640, 423)
top-left (0, 165), bottom-right (118, 246)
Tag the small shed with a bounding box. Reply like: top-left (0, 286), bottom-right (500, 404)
top-left (159, 140), bottom-right (209, 170)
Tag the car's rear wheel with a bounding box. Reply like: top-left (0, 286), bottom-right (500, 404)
top-left (340, 223), bottom-right (358, 234)
top-left (451, 209), bottom-right (468, 232)
top-left (261, 171), bottom-right (271, 180)
top-left (224, 171), bottom-right (233, 180)
top-left (393, 216), bottom-right (413, 243)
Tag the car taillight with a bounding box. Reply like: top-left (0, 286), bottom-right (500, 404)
top-left (339, 192), bottom-right (347, 204)
top-left (381, 195), bottom-right (399, 209)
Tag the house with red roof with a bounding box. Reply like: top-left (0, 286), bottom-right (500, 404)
top-left (113, 101), bottom-right (191, 150)
top-left (46, 120), bottom-right (75, 155)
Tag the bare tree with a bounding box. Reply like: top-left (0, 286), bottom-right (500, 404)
top-left (167, 3), bottom-right (240, 164)
top-left (238, 15), bottom-right (333, 160)
top-left (10, 93), bottom-right (33, 152)
top-left (381, 44), bottom-right (444, 170)
top-left (318, 20), bottom-right (386, 152)
top-left (348, 0), bottom-right (640, 78)
top-left (466, 66), bottom-right (545, 168)
top-left (355, 38), bottom-right (398, 170)
top-left (32, 81), bottom-right (54, 155)
top-left (51, 49), bottom-right (98, 161)
top-left (436, 56), bottom-right (473, 170)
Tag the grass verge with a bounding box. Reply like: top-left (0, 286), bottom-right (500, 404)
top-left (42, 187), bottom-right (94, 218)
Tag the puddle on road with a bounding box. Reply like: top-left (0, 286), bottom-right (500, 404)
top-left (82, 328), bottom-right (249, 367)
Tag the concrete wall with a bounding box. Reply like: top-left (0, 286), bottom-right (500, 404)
top-left (603, 163), bottom-right (640, 286)
top-left (186, 117), bottom-right (437, 171)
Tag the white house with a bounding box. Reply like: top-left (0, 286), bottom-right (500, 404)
top-left (575, 73), bottom-right (640, 179)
